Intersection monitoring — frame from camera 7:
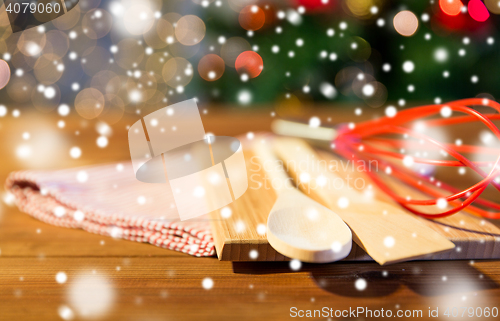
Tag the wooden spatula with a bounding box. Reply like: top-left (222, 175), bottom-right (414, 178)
top-left (252, 141), bottom-right (352, 263)
top-left (273, 138), bottom-right (455, 265)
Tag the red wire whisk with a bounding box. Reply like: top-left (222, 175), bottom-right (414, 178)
top-left (334, 98), bottom-right (500, 219)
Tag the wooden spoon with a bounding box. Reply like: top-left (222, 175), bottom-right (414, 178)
top-left (252, 141), bottom-right (352, 263)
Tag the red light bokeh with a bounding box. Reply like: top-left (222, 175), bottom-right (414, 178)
top-left (239, 5), bottom-right (266, 31)
top-left (439, 0), bottom-right (463, 16)
top-left (235, 51), bottom-right (263, 78)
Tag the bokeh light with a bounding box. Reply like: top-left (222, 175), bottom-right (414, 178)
top-left (145, 53), bottom-right (168, 83)
top-left (75, 88), bottom-right (105, 119)
top-left (393, 10), bottom-right (419, 37)
top-left (235, 51), bottom-right (263, 78)
top-left (169, 42), bottom-right (200, 59)
top-left (156, 13), bottom-right (179, 45)
top-left (335, 66), bottom-right (363, 96)
top-left (468, 0), bottom-right (490, 22)
top-left (91, 70), bottom-right (118, 95)
top-left (17, 28), bottom-right (47, 57)
top-left (175, 15), bottom-right (206, 46)
top-left (32, 84), bottom-right (61, 113)
top-left (44, 30), bottom-right (70, 60)
top-left (52, 4), bottom-right (81, 30)
top-left (144, 21), bottom-right (167, 49)
top-left (33, 55), bottom-right (64, 84)
top-left (82, 9), bottom-right (113, 39)
top-left (123, 4), bottom-right (155, 35)
top-left (69, 26), bottom-right (97, 56)
top-left (348, 37), bottom-right (371, 62)
top-left (81, 46), bottom-right (112, 76)
top-left (7, 74), bottom-right (35, 103)
top-left (198, 54), bottom-right (225, 81)
top-left (485, 0), bottom-right (500, 14)
top-left (439, 0), bottom-right (464, 16)
top-left (10, 51), bottom-right (34, 73)
top-left (79, 0), bottom-right (102, 12)
top-left (99, 95), bottom-right (125, 124)
top-left (114, 38), bottom-right (145, 69)
top-left (228, 0), bottom-right (259, 12)
top-left (0, 0), bottom-right (495, 124)
top-left (135, 71), bottom-right (158, 101)
top-left (221, 37), bottom-right (251, 67)
top-left (0, 59), bottom-right (10, 90)
top-left (239, 5), bottom-right (266, 31)
top-left (162, 57), bottom-right (193, 88)
top-left (344, 0), bottom-right (376, 19)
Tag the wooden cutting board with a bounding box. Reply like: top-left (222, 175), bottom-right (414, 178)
top-left (209, 142), bottom-right (500, 262)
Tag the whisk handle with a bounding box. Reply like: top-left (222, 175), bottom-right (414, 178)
top-left (271, 120), bottom-right (337, 142)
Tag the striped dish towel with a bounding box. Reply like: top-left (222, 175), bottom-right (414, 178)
top-left (5, 163), bottom-right (215, 257)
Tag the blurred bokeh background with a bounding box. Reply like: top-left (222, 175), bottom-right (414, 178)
top-left (0, 0), bottom-right (500, 123)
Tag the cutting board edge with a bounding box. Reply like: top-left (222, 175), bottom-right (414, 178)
top-left (214, 239), bottom-right (500, 262)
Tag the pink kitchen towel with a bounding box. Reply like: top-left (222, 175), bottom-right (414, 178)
top-left (5, 162), bottom-right (215, 257)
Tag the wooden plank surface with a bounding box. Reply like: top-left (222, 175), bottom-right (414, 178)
top-left (273, 138), bottom-right (456, 265)
top-left (210, 141), bottom-right (500, 263)
top-left (1, 108), bottom-right (500, 320)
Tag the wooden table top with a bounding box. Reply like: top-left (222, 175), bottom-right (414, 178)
top-left (0, 107), bottom-right (499, 320)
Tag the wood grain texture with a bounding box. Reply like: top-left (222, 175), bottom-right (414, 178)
top-left (274, 138), bottom-right (455, 265)
top-left (209, 151), bottom-right (279, 261)
top-left (1, 108), bottom-right (500, 320)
